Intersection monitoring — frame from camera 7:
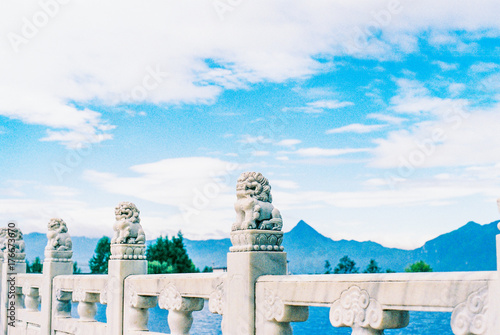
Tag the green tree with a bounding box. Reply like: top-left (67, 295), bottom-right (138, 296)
top-left (334, 255), bottom-right (359, 274)
top-left (405, 260), bottom-right (432, 273)
top-left (363, 259), bottom-right (381, 273)
top-left (27, 257), bottom-right (43, 273)
top-left (386, 269), bottom-right (396, 273)
top-left (324, 260), bottom-right (332, 274)
top-left (202, 266), bottom-right (213, 273)
top-left (146, 231), bottom-right (198, 274)
top-left (89, 236), bottom-right (111, 274)
top-left (73, 261), bottom-right (82, 274)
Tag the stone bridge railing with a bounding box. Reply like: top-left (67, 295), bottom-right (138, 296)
top-left (0, 171), bottom-right (499, 334)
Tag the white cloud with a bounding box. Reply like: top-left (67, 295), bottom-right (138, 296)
top-left (271, 179), bottom-right (299, 189)
top-left (252, 151), bottom-right (270, 157)
top-left (367, 113), bottom-right (406, 124)
top-left (326, 123), bottom-right (387, 134)
top-left (1, 0), bottom-right (500, 148)
top-left (307, 100), bottom-right (354, 109)
top-left (284, 100), bottom-right (354, 114)
top-left (83, 157), bottom-right (241, 237)
top-left (432, 60), bottom-right (459, 71)
top-left (276, 139), bottom-right (302, 147)
top-left (238, 135), bottom-right (272, 144)
top-left (469, 62), bottom-right (499, 73)
top-left (371, 79), bottom-right (500, 168)
top-left (295, 147), bottom-right (369, 157)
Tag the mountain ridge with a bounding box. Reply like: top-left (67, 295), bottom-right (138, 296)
top-left (21, 219), bottom-right (499, 274)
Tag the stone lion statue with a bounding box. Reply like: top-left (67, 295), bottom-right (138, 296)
top-left (232, 172), bottom-right (283, 231)
top-left (112, 202), bottom-right (146, 244)
top-left (4, 227), bottom-right (25, 253)
top-left (46, 218), bottom-right (72, 251)
top-left (0, 228), bottom-right (8, 252)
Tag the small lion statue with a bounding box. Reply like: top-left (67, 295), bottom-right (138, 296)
top-left (46, 218), bottom-right (72, 251)
top-left (112, 202), bottom-right (146, 244)
top-left (232, 172), bottom-right (283, 231)
top-left (2, 227), bottom-right (25, 253)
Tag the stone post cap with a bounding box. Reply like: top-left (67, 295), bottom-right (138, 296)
top-left (111, 202), bottom-right (147, 260)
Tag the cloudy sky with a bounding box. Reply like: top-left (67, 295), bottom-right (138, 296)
top-left (1, 0), bottom-right (500, 249)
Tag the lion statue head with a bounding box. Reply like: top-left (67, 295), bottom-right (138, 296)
top-left (236, 172), bottom-right (272, 202)
top-left (47, 218), bottom-right (68, 235)
top-left (115, 202), bottom-right (140, 223)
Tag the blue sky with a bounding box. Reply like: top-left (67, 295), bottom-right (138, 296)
top-left (1, 0), bottom-right (500, 249)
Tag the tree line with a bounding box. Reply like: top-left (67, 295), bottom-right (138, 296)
top-left (324, 255), bottom-right (432, 274)
top-left (25, 231), bottom-right (205, 275)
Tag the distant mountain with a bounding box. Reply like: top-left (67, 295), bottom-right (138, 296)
top-left (22, 219), bottom-right (500, 274)
top-left (412, 220), bottom-right (499, 272)
top-left (24, 233), bottom-right (104, 273)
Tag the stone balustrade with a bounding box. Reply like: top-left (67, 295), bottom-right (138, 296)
top-left (1, 172), bottom-right (499, 335)
top-left (123, 273), bottom-right (225, 334)
top-left (51, 274), bottom-right (108, 334)
top-left (255, 271), bottom-right (497, 334)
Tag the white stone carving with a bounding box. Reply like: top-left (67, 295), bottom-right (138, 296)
top-left (111, 202), bottom-right (146, 260)
top-left (209, 282), bottom-right (224, 315)
top-left (330, 286), bottom-right (384, 331)
top-left (158, 283), bottom-right (203, 335)
top-left (112, 202), bottom-right (146, 244)
top-left (230, 172), bottom-right (284, 252)
top-left (264, 288), bottom-right (286, 321)
top-left (158, 283), bottom-right (203, 312)
top-left (232, 172), bottom-right (283, 231)
top-left (22, 285), bottom-right (40, 312)
top-left (451, 286), bottom-right (488, 335)
top-left (45, 218), bottom-right (73, 261)
top-left (230, 230), bottom-right (284, 252)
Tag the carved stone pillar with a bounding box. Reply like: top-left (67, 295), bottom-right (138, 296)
top-left (73, 289), bottom-right (99, 321)
top-left (44, 218), bottom-right (73, 335)
top-left (158, 283), bottom-right (204, 335)
top-left (53, 289), bottom-right (72, 318)
top-left (107, 202), bottom-right (147, 335)
top-left (1, 225), bottom-right (26, 334)
top-left (124, 282), bottom-right (158, 331)
top-left (22, 285), bottom-right (40, 311)
top-left (225, 172), bottom-right (288, 335)
top-left (329, 286), bottom-right (409, 335)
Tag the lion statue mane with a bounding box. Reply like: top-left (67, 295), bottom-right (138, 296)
top-left (232, 172), bottom-right (283, 231)
top-left (46, 218), bottom-right (72, 251)
top-left (112, 202), bottom-right (146, 244)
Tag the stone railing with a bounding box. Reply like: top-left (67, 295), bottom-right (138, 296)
top-left (52, 275), bottom-right (108, 334)
top-left (123, 273), bottom-right (225, 334)
top-left (0, 171), bottom-right (499, 335)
